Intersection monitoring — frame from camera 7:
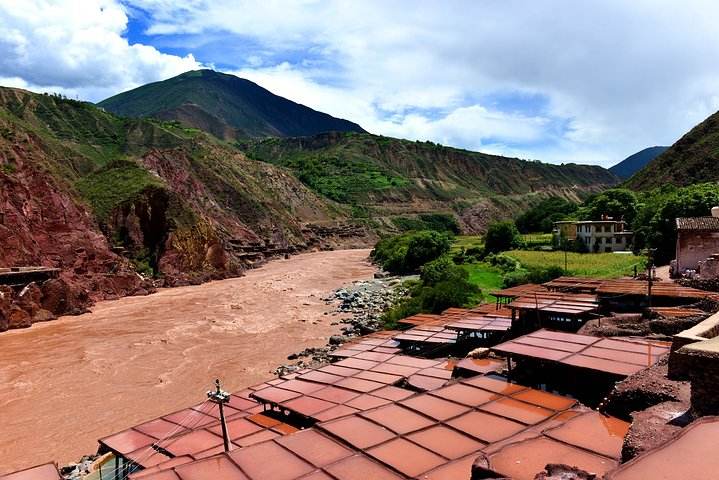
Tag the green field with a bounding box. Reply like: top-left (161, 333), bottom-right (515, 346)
top-left (504, 250), bottom-right (645, 279)
top-left (461, 263), bottom-right (504, 303)
top-left (451, 235), bottom-right (483, 253)
top-left (451, 233), bottom-right (553, 254)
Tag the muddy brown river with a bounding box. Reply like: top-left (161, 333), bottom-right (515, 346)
top-left (0, 249), bottom-right (375, 473)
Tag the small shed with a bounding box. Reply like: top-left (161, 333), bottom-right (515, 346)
top-left (675, 215), bottom-right (719, 274)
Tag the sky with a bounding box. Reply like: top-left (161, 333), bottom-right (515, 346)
top-left (1, 1), bottom-right (719, 167)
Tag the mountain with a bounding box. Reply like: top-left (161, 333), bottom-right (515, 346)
top-left (0, 87), bottom-right (363, 318)
top-left (240, 133), bottom-right (620, 231)
top-left (609, 146), bottom-right (668, 179)
top-left (627, 110), bottom-right (719, 189)
top-left (0, 84), bottom-right (618, 328)
top-left (97, 69), bottom-right (365, 139)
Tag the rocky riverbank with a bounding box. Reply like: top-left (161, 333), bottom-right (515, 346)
top-left (274, 273), bottom-right (414, 375)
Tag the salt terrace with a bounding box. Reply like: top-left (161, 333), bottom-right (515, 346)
top-left (118, 372), bottom-right (630, 480)
top-left (5, 274), bottom-right (719, 480)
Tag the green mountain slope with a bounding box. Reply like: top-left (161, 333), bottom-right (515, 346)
top-left (241, 132), bottom-right (620, 231)
top-left (98, 70), bottom-right (365, 139)
top-left (609, 146), bottom-right (668, 179)
top-left (627, 110), bottom-right (719, 189)
top-left (0, 87), bottom-right (351, 287)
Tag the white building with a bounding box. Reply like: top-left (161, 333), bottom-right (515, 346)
top-left (554, 219), bottom-right (633, 253)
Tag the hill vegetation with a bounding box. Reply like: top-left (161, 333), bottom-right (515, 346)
top-left (98, 70), bottom-right (365, 139)
top-left (0, 87), bottom-right (346, 282)
top-left (242, 132), bottom-right (619, 231)
top-left (627, 110), bottom-right (719, 189)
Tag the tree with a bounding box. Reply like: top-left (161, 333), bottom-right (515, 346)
top-left (404, 231), bottom-right (451, 271)
top-left (484, 221), bottom-right (522, 253)
top-left (645, 183), bottom-right (719, 264)
top-left (516, 197), bottom-right (578, 233)
top-left (579, 189), bottom-right (638, 224)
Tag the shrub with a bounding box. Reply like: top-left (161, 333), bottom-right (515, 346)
top-left (382, 257), bottom-right (479, 327)
top-left (484, 221), bottom-right (522, 253)
top-left (485, 253), bottom-right (522, 272)
top-left (372, 230), bottom-right (451, 274)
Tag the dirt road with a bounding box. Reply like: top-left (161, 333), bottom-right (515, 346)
top-left (0, 249), bottom-right (375, 473)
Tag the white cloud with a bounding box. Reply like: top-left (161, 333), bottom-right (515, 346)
top-left (3, 0), bottom-right (719, 167)
top-left (0, 0), bottom-right (200, 100)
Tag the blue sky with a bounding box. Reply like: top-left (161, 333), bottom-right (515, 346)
top-left (2, 0), bottom-right (719, 167)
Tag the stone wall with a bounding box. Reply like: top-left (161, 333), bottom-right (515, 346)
top-left (676, 231), bottom-right (719, 272)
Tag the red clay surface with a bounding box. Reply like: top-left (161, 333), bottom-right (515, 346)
top-left (0, 249), bottom-right (375, 473)
top-left (605, 416), bottom-right (719, 480)
top-left (0, 464), bottom-right (60, 480)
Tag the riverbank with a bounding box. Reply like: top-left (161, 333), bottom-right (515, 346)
top-left (0, 249), bottom-right (376, 474)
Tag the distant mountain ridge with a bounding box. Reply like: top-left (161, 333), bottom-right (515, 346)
top-left (98, 69), bottom-right (365, 139)
top-left (609, 146), bottom-right (668, 179)
top-left (627, 110), bottom-right (719, 189)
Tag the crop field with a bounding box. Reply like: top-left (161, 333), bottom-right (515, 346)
top-left (451, 233), bottom-right (553, 254)
top-left (504, 250), bottom-right (645, 279)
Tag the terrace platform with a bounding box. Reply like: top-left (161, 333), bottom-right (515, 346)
top-left (0, 267), bottom-right (60, 287)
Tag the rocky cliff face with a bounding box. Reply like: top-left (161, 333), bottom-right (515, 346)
top-left (0, 87), bottom-right (373, 331)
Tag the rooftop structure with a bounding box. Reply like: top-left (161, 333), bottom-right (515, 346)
top-left (675, 212), bottom-right (719, 275)
top-left (492, 329), bottom-right (670, 377)
top-left (554, 219), bottom-right (633, 253)
top-left (123, 374), bottom-right (629, 480)
top-left (0, 267), bottom-right (60, 288)
top-left (605, 416), bottom-right (719, 480)
top-left (506, 292), bottom-right (600, 332)
top-left (0, 464), bottom-right (60, 480)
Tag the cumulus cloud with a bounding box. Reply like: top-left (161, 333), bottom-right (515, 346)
top-left (2, 0), bottom-right (719, 166)
top-left (0, 0), bottom-right (200, 100)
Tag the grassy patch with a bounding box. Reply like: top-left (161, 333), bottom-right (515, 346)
top-left (76, 161), bottom-right (165, 219)
top-left (462, 263), bottom-right (504, 303)
top-left (504, 250), bottom-right (645, 279)
top-left (451, 235), bottom-right (483, 253)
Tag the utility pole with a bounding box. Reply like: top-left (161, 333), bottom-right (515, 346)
top-left (646, 248), bottom-right (656, 308)
top-left (207, 379), bottom-right (232, 452)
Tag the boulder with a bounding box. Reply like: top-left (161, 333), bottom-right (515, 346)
top-left (467, 347), bottom-right (491, 359)
top-left (0, 286), bottom-right (13, 332)
top-left (533, 464), bottom-right (596, 479)
top-left (205, 242), bottom-right (228, 270)
top-left (8, 305), bottom-right (32, 329)
top-left (32, 309), bottom-right (56, 323)
top-left (40, 278), bottom-right (71, 315)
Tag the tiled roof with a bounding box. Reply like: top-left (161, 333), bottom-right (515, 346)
top-left (676, 216), bottom-right (719, 231)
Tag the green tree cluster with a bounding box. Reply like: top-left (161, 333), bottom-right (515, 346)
top-left (371, 230), bottom-right (451, 274)
top-left (516, 197), bottom-right (578, 233)
top-left (484, 221), bottom-right (522, 253)
top-left (382, 255), bottom-right (480, 327)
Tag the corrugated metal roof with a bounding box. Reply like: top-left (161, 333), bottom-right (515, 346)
top-left (492, 329), bottom-right (671, 377)
top-left (676, 216), bottom-right (719, 231)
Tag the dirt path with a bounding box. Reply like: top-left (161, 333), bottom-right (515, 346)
top-left (0, 249), bottom-right (375, 473)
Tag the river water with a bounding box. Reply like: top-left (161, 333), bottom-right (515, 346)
top-left (0, 249), bottom-right (375, 473)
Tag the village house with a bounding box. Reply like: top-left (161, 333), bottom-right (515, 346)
top-left (674, 207), bottom-right (719, 277)
top-left (553, 218), bottom-right (633, 253)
